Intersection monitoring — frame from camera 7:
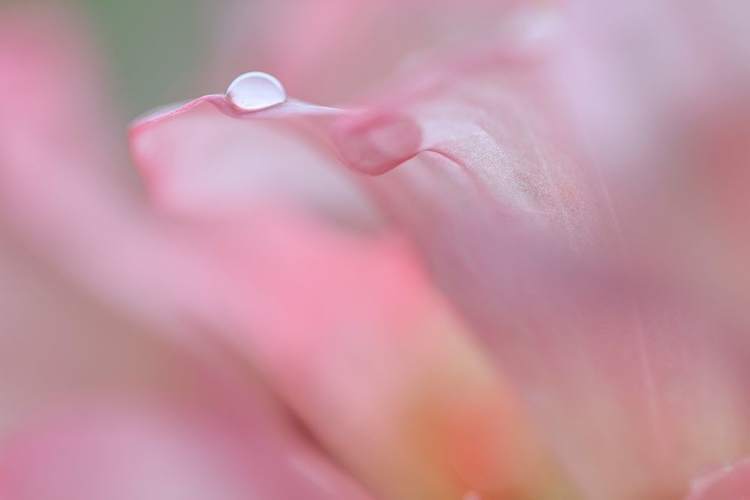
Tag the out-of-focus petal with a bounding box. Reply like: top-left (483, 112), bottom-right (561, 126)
top-left (216, 0), bottom-right (534, 103)
top-left (335, 59), bottom-right (750, 497)
top-left (0, 401), bottom-right (375, 500)
top-left (683, 459), bottom-right (750, 500)
top-left (131, 97), bottom-right (380, 228)
top-left (131, 80), bottom-right (588, 499)
top-left (0, 235), bottom-right (193, 433)
top-left (549, 0), bottom-right (750, 167)
top-left (192, 209), bottom-right (576, 500)
top-left (0, 7), bottom-right (235, 343)
top-left (0, 222), bottom-right (375, 500)
top-left (0, 11), bottom-right (570, 499)
top-left (535, 0), bottom-right (750, 307)
top-left (134, 92), bottom-right (576, 496)
top-left (131, 35), bottom-right (750, 499)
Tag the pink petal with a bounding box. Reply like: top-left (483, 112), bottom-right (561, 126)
top-left (0, 402), bottom-right (374, 500)
top-left (0, 235), bottom-right (187, 432)
top-left (216, 0), bottom-right (538, 103)
top-left (684, 459), bottom-right (750, 500)
top-left (0, 7), bottom-right (211, 432)
top-left (133, 87), bottom-right (577, 497)
top-left (131, 33), bottom-right (750, 500)
top-left (0, 11), bottom-right (564, 499)
top-left (162, 207), bottom-right (572, 499)
top-left (513, 1), bottom-right (750, 309)
top-left (0, 8), bottom-right (174, 324)
top-left (0, 16), bottom-right (379, 485)
top-left (0, 7), bottom-right (251, 347)
top-left (333, 58), bottom-right (750, 497)
top-left (130, 94), bottom-right (381, 227)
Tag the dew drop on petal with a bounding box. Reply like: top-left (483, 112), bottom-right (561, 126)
top-left (225, 72), bottom-right (287, 112)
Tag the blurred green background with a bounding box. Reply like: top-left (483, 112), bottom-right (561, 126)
top-left (2, 0), bottom-right (221, 119)
top-left (78, 0), bottom-right (214, 117)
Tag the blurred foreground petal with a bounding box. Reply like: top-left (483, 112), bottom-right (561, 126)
top-left (132, 26), bottom-right (750, 498)
top-left (217, 0), bottom-right (535, 103)
top-left (0, 10), bottom-right (377, 500)
top-left (194, 211), bottom-right (576, 499)
top-left (0, 10), bottom-right (572, 499)
top-left (684, 459), bottom-right (750, 500)
top-left (0, 402), bottom-right (375, 500)
top-left (131, 95), bottom-right (380, 227)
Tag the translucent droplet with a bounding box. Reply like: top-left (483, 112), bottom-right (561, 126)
top-left (225, 72), bottom-right (287, 112)
top-left (462, 491), bottom-right (481, 500)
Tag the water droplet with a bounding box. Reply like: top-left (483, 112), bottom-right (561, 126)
top-left (462, 491), bottom-right (481, 500)
top-left (225, 72), bottom-right (287, 112)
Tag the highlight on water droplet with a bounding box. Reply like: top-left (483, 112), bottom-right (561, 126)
top-left (225, 71), bottom-right (287, 112)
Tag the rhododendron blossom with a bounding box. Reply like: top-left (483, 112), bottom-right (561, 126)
top-left (2, 1), bottom-right (750, 500)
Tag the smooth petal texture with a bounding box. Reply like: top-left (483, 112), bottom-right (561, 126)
top-left (134, 85), bottom-right (576, 500)
top-left (1, 10), bottom-right (570, 500)
top-left (0, 6), bottom-right (211, 433)
top-left (0, 200), bottom-right (375, 500)
top-left (0, 10), bottom-right (379, 500)
top-left (134, 90), bottom-right (578, 495)
top-left (132, 27), bottom-right (750, 500)
top-left (0, 227), bottom-right (375, 500)
top-left (550, 0), bottom-right (750, 164)
top-left (131, 96), bottom-right (381, 228)
top-left (0, 8), bottom-right (270, 352)
top-left (334, 61), bottom-right (750, 498)
top-left (0, 235), bottom-right (197, 432)
top-left (132, 79), bottom-right (588, 500)
top-left (683, 459), bottom-right (750, 500)
top-left (0, 7), bottom-right (201, 333)
top-left (0, 402), bottom-right (375, 500)
top-left (534, 0), bottom-right (750, 311)
top-left (11, 3), bottom-right (750, 500)
top-left (163, 208), bottom-right (574, 500)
